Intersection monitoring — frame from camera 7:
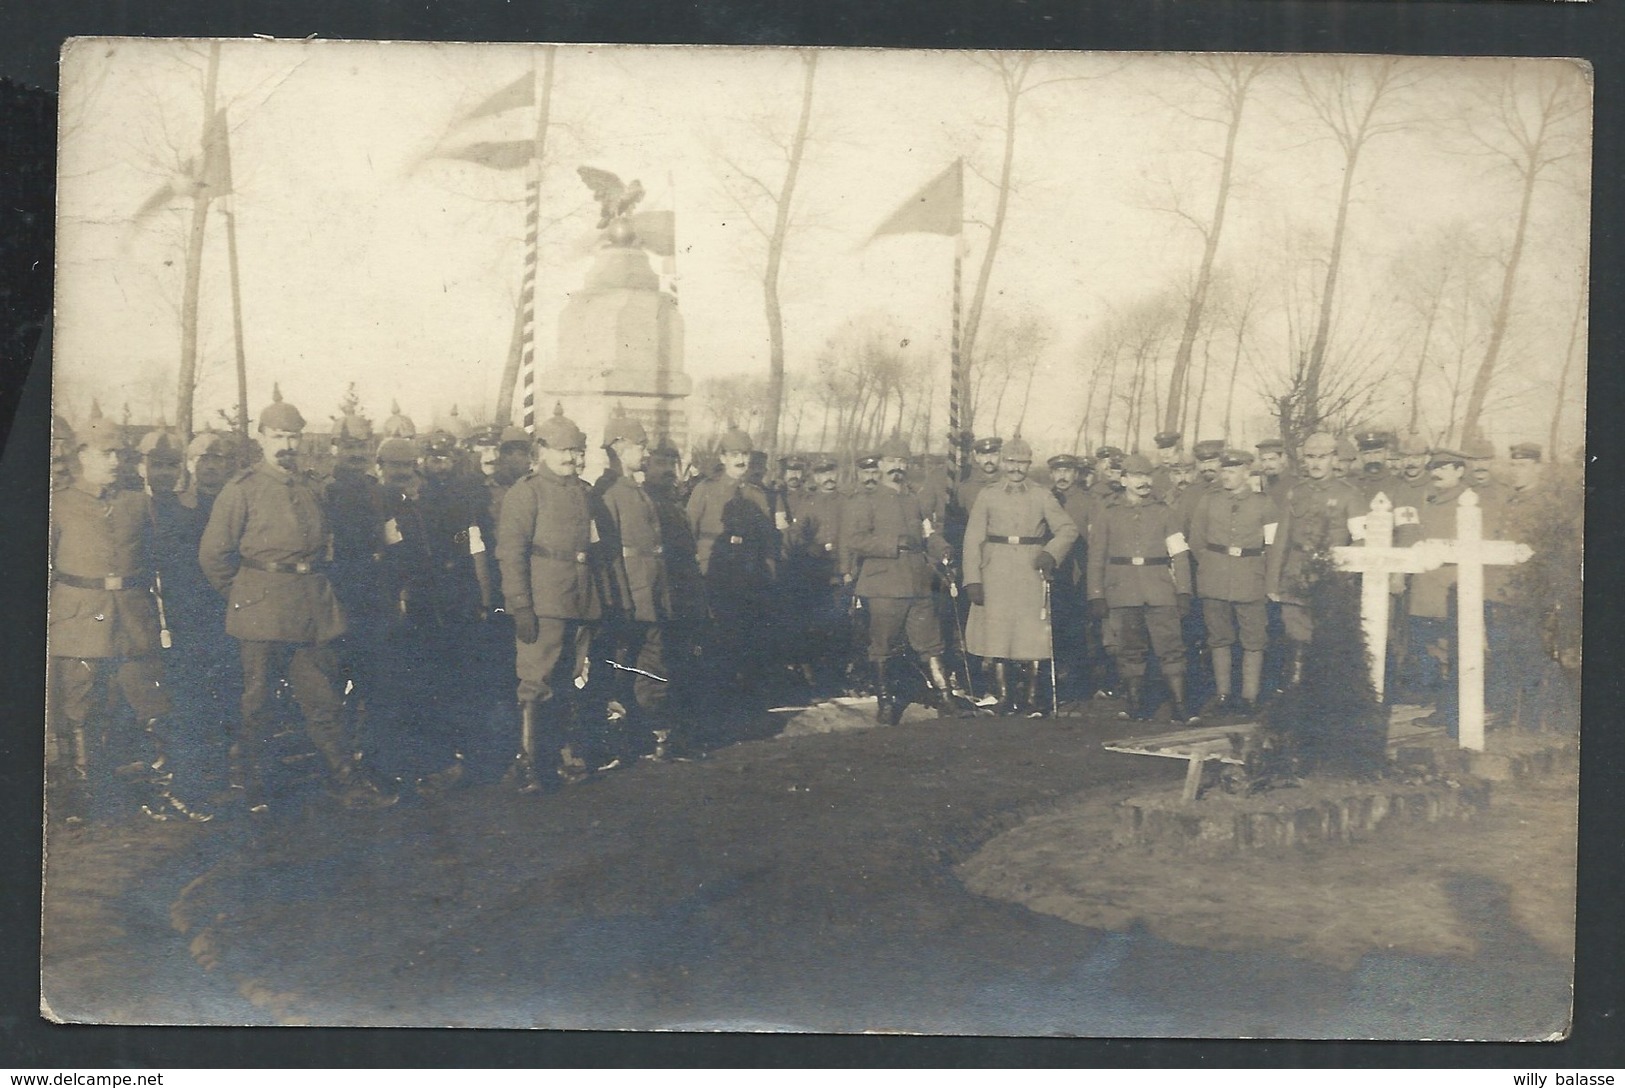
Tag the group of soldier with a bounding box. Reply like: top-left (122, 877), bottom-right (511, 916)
top-left (47, 385), bottom-right (1557, 825)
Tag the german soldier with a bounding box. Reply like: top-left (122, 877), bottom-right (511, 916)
top-left (687, 428), bottom-right (777, 693)
top-left (1189, 449), bottom-right (1279, 716)
top-left (199, 391), bottom-right (396, 812)
top-left (1046, 452), bottom-right (1093, 699)
top-left (962, 437), bottom-right (1079, 715)
top-left (1087, 453), bottom-right (1194, 722)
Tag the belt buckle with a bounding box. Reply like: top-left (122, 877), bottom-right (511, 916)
top-left (1228, 546), bottom-right (1243, 557)
top-left (824, 543), bottom-right (834, 552)
top-left (1006, 536), bottom-right (1020, 544)
top-left (103, 575), bottom-right (121, 590)
top-left (575, 551), bottom-right (588, 563)
top-left (729, 535), bottom-right (743, 545)
top-left (1131, 556), bottom-right (1145, 566)
top-left (295, 561), bottom-right (313, 574)
top-left (652, 545), bottom-right (663, 556)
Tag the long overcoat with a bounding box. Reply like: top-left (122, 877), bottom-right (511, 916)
top-left (496, 464), bottom-right (604, 622)
top-left (962, 481), bottom-right (1078, 660)
top-left (50, 480), bottom-right (163, 659)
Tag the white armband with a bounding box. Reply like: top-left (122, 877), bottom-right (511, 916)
top-left (1262, 522), bottom-right (1278, 547)
top-left (589, 519), bottom-right (601, 544)
top-left (922, 518), bottom-right (934, 537)
top-left (1165, 532), bottom-right (1189, 556)
top-left (468, 524), bottom-right (486, 555)
top-left (775, 510), bottom-right (789, 532)
top-left (383, 517), bottom-right (403, 546)
top-left (1394, 506), bottom-right (1420, 527)
top-left (1347, 515), bottom-right (1367, 540)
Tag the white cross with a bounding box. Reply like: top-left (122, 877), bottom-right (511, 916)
top-left (1335, 490), bottom-right (1533, 751)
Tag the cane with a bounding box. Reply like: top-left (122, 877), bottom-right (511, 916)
top-left (941, 555), bottom-right (978, 701)
top-left (1043, 575), bottom-right (1057, 718)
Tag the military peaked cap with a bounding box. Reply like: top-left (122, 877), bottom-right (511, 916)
top-left (1153, 430), bottom-right (1183, 449)
top-left (972, 436), bottom-right (1004, 454)
top-left (1509, 442), bottom-right (1543, 461)
top-left (1193, 439), bottom-right (1225, 461)
top-left (1121, 453), bottom-right (1155, 475)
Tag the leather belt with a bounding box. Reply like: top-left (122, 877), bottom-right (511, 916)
top-left (1207, 544), bottom-right (1264, 558)
top-left (532, 544), bottom-right (589, 564)
top-left (1108, 556), bottom-right (1170, 566)
top-left (897, 540), bottom-right (925, 553)
top-left (622, 545), bottom-right (664, 558)
top-left (240, 558), bottom-right (327, 575)
top-left (987, 535), bottom-right (1046, 545)
top-left (55, 572), bottom-right (151, 591)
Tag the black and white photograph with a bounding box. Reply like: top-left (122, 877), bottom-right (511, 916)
top-left (41, 39), bottom-right (1588, 1038)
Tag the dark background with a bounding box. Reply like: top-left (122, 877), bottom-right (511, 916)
top-left (2, 0), bottom-right (1620, 1069)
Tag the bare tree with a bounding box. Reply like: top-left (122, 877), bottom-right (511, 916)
top-left (1289, 56), bottom-right (1425, 431)
top-left (1454, 61), bottom-right (1590, 443)
top-left (712, 50), bottom-right (819, 464)
top-left (1549, 254), bottom-right (1588, 456)
top-left (1151, 55), bottom-right (1268, 436)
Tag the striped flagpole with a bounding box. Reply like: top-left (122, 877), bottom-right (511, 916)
top-left (519, 165), bottom-right (540, 434)
top-left (949, 232), bottom-right (964, 486)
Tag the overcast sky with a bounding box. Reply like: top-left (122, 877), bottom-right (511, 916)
top-left (52, 41), bottom-right (1590, 454)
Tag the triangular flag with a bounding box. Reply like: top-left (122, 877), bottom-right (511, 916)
top-left (870, 159), bottom-right (963, 241)
top-left (462, 72), bottom-right (534, 124)
top-left (437, 140), bottom-right (535, 171)
top-left (133, 182), bottom-right (177, 222)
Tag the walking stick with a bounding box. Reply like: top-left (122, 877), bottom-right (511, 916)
top-left (941, 555), bottom-right (978, 701)
top-left (1043, 575), bottom-right (1057, 718)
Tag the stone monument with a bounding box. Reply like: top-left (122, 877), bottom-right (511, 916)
top-left (540, 166), bottom-right (690, 478)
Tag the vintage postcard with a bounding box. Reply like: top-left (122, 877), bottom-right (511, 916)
top-left (44, 40), bottom-right (1587, 1036)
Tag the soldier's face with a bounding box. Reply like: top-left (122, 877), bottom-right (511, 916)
top-left (976, 452), bottom-right (1000, 474)
top-left (615, 439), bottom-right (648, 474)
top-left (1402, 453), bottom-right (1427, 478)
top-left (143, 458), bottom-right (183, 494)
top-left (721, 448), bottom-right (750, 480)
top-left (1198, 458), bottom-right (1219, 481)
top-left (647, 454), bottom-right (678, 487)
top-left (571, 449), bottom-right (588, 474)
top-left (334, 443), bottom-right (372, 478)
top-left (1430, 462), bottom-right (1466, 489)
top-left (1124, 472), bottom-right (1154, 498)
top-left (261, 427), bottom-right (301, 471)
top-left (1362, 453), bottom-right (1386, 475)
top-left (1220, 463), bottom-right (1250, 491)
top-left (1171, 465), bottom-right (1194, 487)
top-left (421, 452), bottom-right (456, 479)
top-left (497, 445), bottom-right (533, 480)
top-left (78, 446), bottom-right (121, 489)
top-left (783, 468), bottom-right (804, 490)
top-left (193, 452), bottom-right (232, 494)
top-left (1260, 450), bottom-right (1285, 476)
top-left (1051, 465), bottom-right (1077, 490)
top-left (859, 466), bottom-right (881, 489)
top-left (814, 469), bottom-right (838, 492)
top-left (541, 445), bottom-right (581, 477)
top-left (379, 455), bottom-right (417, 490)
top-left (476, 445), bottom-right (500, 476)
top-left (880, 456), bottom-right (908, 487)
top-left (1508, 459), bottom-right (1539, 489)
top-left (1470, 462), bottom-right (1493, 486)
top-left (1001, 455), bottom-right (1031, 484)
top-left (1334, 457), bottom-right (1354, 477)
top-left (1302, 451), bottom-right (1333, 480)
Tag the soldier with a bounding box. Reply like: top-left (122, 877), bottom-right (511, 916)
top-left (1149, 431), bottom-right (1183, 497)
top-left (1464, 437), bottom-right (1505, 505)
top-left (199, 390), bottom-right (396, 813)
top-left (1177, 439), bottom-right (1226, 535)
top-left (49, 419), bottom-right (210, 824)
top-left (1265, 432), bottom-right (1367, 687)
top-left (792, 455), bottom-right (849, 688)
top-left (688, 429), bottom-right (778, 694)
top-left (496, 407), bottom-right (606, 789)
top-left (962, 437), bottom-right (1079, 716)
top-left (1255, 437), bottom-right (1290, 512)
top-left (839, 452), bottom-right (882, 692)
top-left (1088, 446), bottom-right (1125, 501)
top-left (1332, 435), bottom-right (1359, 479)
top-left (956, 436), bottom-right (1006, 522)
top-left (1189, 449), bottom-right (1279, 716)
top-left (1046, 452), bottom-right (1093, 699)
top-left (379, 400), bottom-right (416, 441)
top-left (1485, 442), bottom-right (1544, 724)
top-left (51, 414), bottom-right (76, 490)
top-left (138, 428), bottom-right (186, 501)
top-left (1087, 453), bottom-right (1195, 723)
top-left (595, 414), bottom-right (672, 756)
top-left (1406, 448), bottom-right (1474, 730)
top-left (844, 436), bottom-right (960, 723)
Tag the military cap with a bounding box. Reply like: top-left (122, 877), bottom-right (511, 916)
top-left (855, 453), bottom-right (881, 469)
top-left (468, 423), bottom-right (503, 448)
top-left (1153, 430), bottom-right (1183, 449)
top-left (499, 425), bottom-right (533, 449)
top-left (1255, 437), bottom-right (1285, 452)
top-left (187, 430), bottom-right (239, 460)
top-left (137, 429), bottom-right (184, 461)
top-left (1510, 442), bottom-right (1543, 461)
top-left (1301, 432), bottom-right (1338, 456)
top-left (1121, 453), bottom-right (1155, 476)
top-left (972, 436), bottom-right (1004, 455)
top-left (1003, 436), bottom-right (1033, 460)
top-left (1355, 431), bottom-right (1389, 452)
top-left (1093, 445), bottom-right (1125, 461)
top-left (1398, 433), bottom-right (1430, 457)
top-left (1335, 435), bottom-right (1358, 459)
top-left (779, 454), bottom-right (809, 470)
top-left (536, 404), bottom-right (587, 450)
top-left (258, 385), bottom-right (306, 432)
top-left (812, 455), bottom-right (839, 472)
top-left (1463, 437), bottom-right (1496, 461)
top-left (1427, 447), bottom-right (1469, 468)
top-left (877, 435), bottom-right (912, 459)
top-left (1172, 456), bottom-right (1196, 470)
top-left (1193, 439), bottom-right (1225, 461)
top-left (376, 437), bottom-right (420, 464)
top-left (332, 412), bottom-right (374, 444)
top-left (718, 428), bottom-right (755, 454)
top-left (1047, 453), bottom-right (1083, 470)
top-left (602, 414), bottom-right (650, 448)
top-left (421, 430), bottom-right (461, 457)
top-left (1220, 448), bottom-right (1256, 467)
top-left (79, 419), bottom-right (126, 452)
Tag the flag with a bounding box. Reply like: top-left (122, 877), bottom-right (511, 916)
top-left (133, 182), bottom-right (177, 223)
top-left (630, 210), bottom-right (676, 257)
top-left (462, 72), bottom-right (533, 123)
top-left (869, 159), bottom-right (962, 241)
top-left (435, 140), bottom-right (535, 171)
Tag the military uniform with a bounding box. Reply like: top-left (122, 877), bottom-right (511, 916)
top-left (686, 431), bottom-right (777, 691)
top-left (1265, 454), bottom-right (1367, 645)
top-left (1189, 451), bottom-right (1279, 711)
top-left (1406, 449), bottom-right (1474, 725)
top-left (1484, 444), bottom-right (1543, 723)
top-left (1087, 456), bottom-right (1194, 720)
top-left (595, 460), bottom-right (672, 718)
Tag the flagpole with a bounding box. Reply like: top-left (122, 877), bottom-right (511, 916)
top-left (949, 224), bottom-right (964, 487)
top-left (220, 109), bottom-right (250, 437)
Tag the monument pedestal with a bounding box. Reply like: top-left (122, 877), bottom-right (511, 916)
top-left (540, 246), bottom-right (690, 479)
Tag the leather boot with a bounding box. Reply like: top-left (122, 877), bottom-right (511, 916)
top-left (138, 718), bottom-right (213, 823)
top-left (1119, 676), bottom-right (1143, 720)
top-left (1167, 674), bottom-right (1194, 723)
top-left (925, 656), bottom-right (961, 718)
top-left (332, 754), bottom-right (400, 809)
top-left (1241, 649), bottom-right (1265, 712)
top-left (990, 661), bottom-right (1013, 714)
top-left (873, 659), bottom-right (894, 724)
top-left (1025, 661), bottom-right (1046, 717)
top-left (503, 700), bottom-right (544, 793)
top-left (1289, 645), bottom-right (1306, 688)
